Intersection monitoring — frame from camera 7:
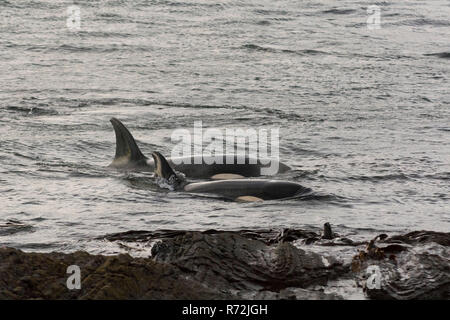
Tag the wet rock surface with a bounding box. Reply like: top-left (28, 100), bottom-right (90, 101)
top-left (351, 231), bottom-right (450, 300)
top-left (1, 226), bottom-right (449, 300)
top-left (0, 248), bottom-right (226, 299)
top-left (151, 231), bottom-right (347, 299)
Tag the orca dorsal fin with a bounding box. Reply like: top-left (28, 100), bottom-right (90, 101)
top-left (151, 151), bottom-right (176, 179)
top-left (151, 151), bottom-right (185, 188)
top-left (109, 117), bottom-right (147, 167)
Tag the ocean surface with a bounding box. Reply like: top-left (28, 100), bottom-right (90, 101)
top-left (0, 0), bottom-right (449, 255)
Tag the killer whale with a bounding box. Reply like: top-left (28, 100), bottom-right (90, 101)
top-left (109, 117), bottom-right (290, 179)
top-left (151, 151), bottom-right (311, 201)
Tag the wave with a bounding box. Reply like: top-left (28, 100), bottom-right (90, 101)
top-left (344, 172), bottom-right (450, 182)
top-left (321, 8), bottom-right (356, 15)
top-left (424, 52), bottom-right (450, 59)
top-left (241, 44), bottom-right (328, 56)
top-left (23, 43), bottom-right (152, 54)
top-left (0, 219), bottom-right (34, 236)
top-left (392, 18), bottom-right (450, 27)
top-left (6, 106), bottom-right (58, 116)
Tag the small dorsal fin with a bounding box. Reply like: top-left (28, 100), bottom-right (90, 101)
top-left (151, 151), bottom-right (176, 179)
top-left (151, 151), bottom-right (184, 188)
top-left (110, 117), bottom-right (147, 167)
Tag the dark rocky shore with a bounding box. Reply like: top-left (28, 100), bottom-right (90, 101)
top-left (1, 226), bottom-right (449, 300)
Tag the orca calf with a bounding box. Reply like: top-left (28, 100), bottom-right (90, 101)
top-left (151, 151), bottom-right (311, 202)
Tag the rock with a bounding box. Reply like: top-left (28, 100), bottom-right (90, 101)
top-left (384, 230), bottom-right (450, 247)
top-left (351, 231), bottom-right (450, 299)
top-left (322, 222), bottom-right (334, 240)
top-left (0, 247), bottom-right (227, 299)
top-left (100, 228), bottom-right (319, 245)
top-left (1, 228), bottom-right (448, 300)
top-left (151, 231), bottom-right (347, 297)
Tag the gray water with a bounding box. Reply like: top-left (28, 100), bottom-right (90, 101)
top-left (1, 0), bottom-right (449, 255)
